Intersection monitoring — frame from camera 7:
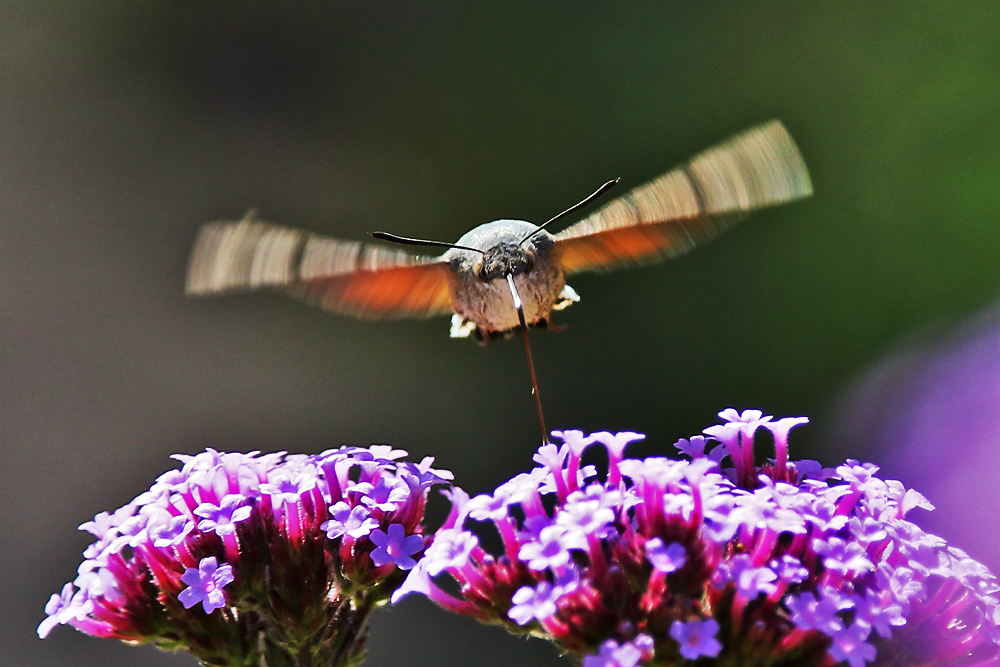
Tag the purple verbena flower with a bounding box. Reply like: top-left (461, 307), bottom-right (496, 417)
top-left (394, 413), bottom-right (1000, 667)
top-left (40, 445), bottom-right (452, 667)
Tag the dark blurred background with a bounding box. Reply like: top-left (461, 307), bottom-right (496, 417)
top-left (8, 3), bottom-right (1000, 666)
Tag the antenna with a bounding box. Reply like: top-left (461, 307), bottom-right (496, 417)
top-left (521, 178), bottom-right (619, 244)
top-left (506, 274), bottom-right (549, 444)
top-left (369, 231), bottom-right (485, 254)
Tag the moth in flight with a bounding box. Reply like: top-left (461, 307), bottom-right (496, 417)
top-left (187, 120), bottom-right (812, 345)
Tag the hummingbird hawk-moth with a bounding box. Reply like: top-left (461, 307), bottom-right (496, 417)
top-left (186, 121), bottom-right (812, 344)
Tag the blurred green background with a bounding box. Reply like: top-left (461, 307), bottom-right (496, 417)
top-left (8, 3), bottom-right (1000, 666)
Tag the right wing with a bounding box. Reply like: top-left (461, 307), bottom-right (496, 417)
top-left (186, 218), bottom-right (455, 319)
top-left (553, 121), bottom-right (812, 275)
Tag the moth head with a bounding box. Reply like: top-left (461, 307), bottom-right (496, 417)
top-left (474, 241), bottom-right (539, 282)
top-left (447, 219), bottom-right (553, 283)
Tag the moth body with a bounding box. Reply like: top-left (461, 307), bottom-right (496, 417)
top-left (442, 219), bottom-right (573, 341)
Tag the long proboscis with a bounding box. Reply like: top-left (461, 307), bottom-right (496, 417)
top-left (506, 273), bottom-right (549, 444)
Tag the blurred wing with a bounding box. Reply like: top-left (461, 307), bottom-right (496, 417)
top-left (554, 120), bottom-right (812, 274)
top-left (186, 218), bottom-right (454, 319)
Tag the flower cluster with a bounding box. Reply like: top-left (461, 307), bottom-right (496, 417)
top-left (39, 446), bottom-right (452, 667)
top-left (393, 410), bottom-right (1000, 667)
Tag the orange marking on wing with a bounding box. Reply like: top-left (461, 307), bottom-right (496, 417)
top-left (292, 262), bottom-right (454, 319)
top-left (556, 220), bottom-right (712, 274)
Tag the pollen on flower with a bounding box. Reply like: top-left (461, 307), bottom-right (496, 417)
top-left (393, 410), bottom-right (1000, 667)
top-left (38, 446), bottom-right (452, 667)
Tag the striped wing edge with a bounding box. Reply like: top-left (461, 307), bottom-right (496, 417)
top-left (554, 120), bottom-right (812, 275)
top-left (186, 218), bottom-right (454, 319)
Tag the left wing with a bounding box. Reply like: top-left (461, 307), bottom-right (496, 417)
top-left (186, 218), bottom-right (454, 319)
top-left (554, 121), bottom-right (812, 275)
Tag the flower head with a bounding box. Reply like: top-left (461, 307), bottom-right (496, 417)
top-left (395, 412), bottom-right (1000, 667)
top-left (39, 446), bottom-right (451, 667)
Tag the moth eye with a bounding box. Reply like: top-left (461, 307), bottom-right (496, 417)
top-left (473, 259), bottom-right (488, 281)
top-left (522, 245), bottom-right (537, 274)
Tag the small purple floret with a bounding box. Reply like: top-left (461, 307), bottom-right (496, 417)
top-left (37, 584), bottom-right (81, 638)
top-left (670, 617), bottom-right (723, 660)
top-left (321, 502), bottom-right (378, 540)
top-left (369, 523), bottom-right (424, 570)
top-left (178, 557), bottom-right (234, 614)
top-left (645, 538), bottom-right (687, 573)
top-left (151, 515), bottom-right (195, 547)
top-left (828, 621), bottom-right (877, 667)
top-left (582, 638), bottom-right (644, 667)
top-left (260, 473), bottom-right (316, 505)
top-left (354, 477), bottom-right (409, 512)
top-left (423, 529), bottom-right (478, 576)
top-left (509, 581), bottom-right (560, 626)
top-left (194, 494), bottom-right (253, 536)
top-left (518, 525), bottom-right (579, 571)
